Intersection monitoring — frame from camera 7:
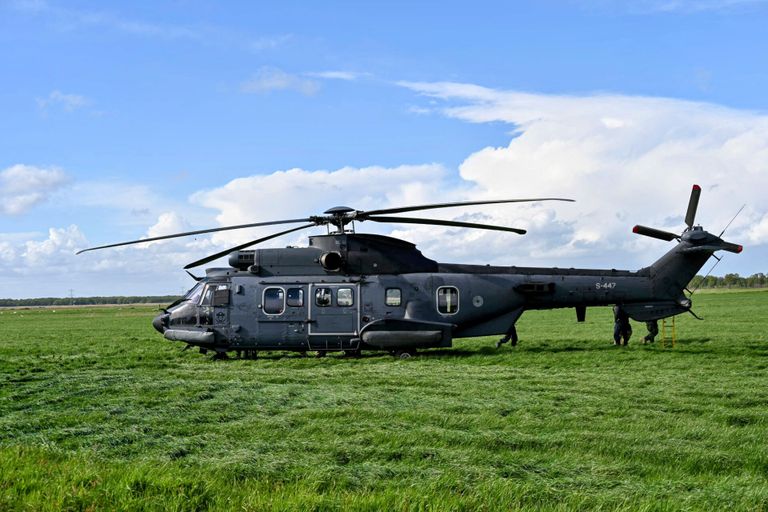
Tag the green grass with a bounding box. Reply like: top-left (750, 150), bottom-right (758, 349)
top-left (1, 291), bottom-right (767, 511)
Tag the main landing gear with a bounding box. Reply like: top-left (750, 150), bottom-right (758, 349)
top-left (390, 349), bottom-right (416, 359)
top-left (495, 324), bottom-right (518, 348)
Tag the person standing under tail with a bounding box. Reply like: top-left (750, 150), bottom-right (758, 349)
top-left (613, 305), bottom-right (632, 346)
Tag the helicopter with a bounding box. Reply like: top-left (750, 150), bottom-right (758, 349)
top-left (77, 184), bottom-right (741, 359)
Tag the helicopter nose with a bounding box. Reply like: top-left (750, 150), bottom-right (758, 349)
top-left (152, 313), bottom-right (169, 334)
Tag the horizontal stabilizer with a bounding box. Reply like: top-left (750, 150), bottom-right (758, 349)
top-left (681, 241), bottom-right (743, 254)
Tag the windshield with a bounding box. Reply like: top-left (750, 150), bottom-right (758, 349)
top-left (184, 282), bottom-right (205, 303)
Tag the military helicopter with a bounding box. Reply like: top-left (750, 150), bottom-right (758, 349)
top-left (77, 184), bottom-right (741, 359)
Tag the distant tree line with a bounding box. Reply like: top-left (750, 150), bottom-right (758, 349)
top-left (689, 273), bottom-right (767, 290)
top-left (0, 296), bottom-right (181, 307)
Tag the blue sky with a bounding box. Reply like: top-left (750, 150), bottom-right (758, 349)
top-left (1, 0), bottom-right (767, 298)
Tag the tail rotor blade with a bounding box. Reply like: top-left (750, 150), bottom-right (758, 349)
top-left (632, 225), bottom-right (679, 242)
top-left (685, 184), bottom-right (702, 228)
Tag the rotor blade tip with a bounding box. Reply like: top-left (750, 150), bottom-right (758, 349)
top-left (632, 225), bottom-right (639, 233)
top-left (736, 245), bottom-right (743, 253)
top-left (693, 184), bottom-right (701, 191)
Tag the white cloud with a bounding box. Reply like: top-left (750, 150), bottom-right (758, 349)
top-left (397, 81), bottom-right (768, 269)
top-left (191, 164), bottom-right (453, 249)
top-left (146, 211), bottom-right (191, 239)
top-left (0, 242), bottom-right (15, 262)
top-left (0, 164), bottom-right (69, 215)
top-left (36, 90), bottom-right (89, 112)
top-left (634, 0), bottom-right (768, 13)
top-left (306, 70), bottom-right (366, 81)
top-left (22, 225), bottom-right (87, 266)
top-left (249, 34), bottom-right (293, 51)
top-left (241, 67), bottom-right (320, 96)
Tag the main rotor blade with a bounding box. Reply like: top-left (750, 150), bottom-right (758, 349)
top-left (183, 223), bottom-right (316, 269)
top-left (361, 198), bottom-right (574, 217)
top-left (365, 215), bottom-right (526, 234)
top-left (684, 184), bottom-right (702, 228)
top-left (76, 218), bottom-right (313, 255)
top-left (632, 225), bottom-right (679, 242)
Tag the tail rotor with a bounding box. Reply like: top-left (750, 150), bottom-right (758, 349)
top-left (632, 184), bottom-right (742, 254)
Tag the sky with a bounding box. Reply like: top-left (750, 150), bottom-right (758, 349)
top-left (1, 0), bottom-right (767, 298)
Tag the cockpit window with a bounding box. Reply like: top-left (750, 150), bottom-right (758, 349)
top-left (185, 282), bottom-right (204, 304)
top-left (200, 285), bottom-right (214, 306)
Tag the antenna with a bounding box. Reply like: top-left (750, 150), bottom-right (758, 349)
top-left (718, 204), bottom-right (745, 238)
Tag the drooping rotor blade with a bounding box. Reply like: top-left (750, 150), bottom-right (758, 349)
top-left (365, 215), bottom-right (526, 234)
top-left (632, 225), bottom-right (679, 242)
top-left (183, 223), bottom-right (316, 270)
top-left (360, 198), bottom-right (574, 217)
top-left (684, 184), bottom-right (702, 228)
top-left (76, 217), bottom-right (314, 255)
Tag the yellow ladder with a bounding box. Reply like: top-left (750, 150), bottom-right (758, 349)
top-left (661, 317), bottom-right (676, 348)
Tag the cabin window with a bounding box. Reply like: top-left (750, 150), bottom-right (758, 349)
top-left (212, 284), bottom-right (230, 306)
top-left (385, 288), bottom-right (402, 306)
top-left (287, 288), bottom-right (304, 307)
top-left (337, 288), bottom-right (354, 307)
top-left (263, 287), bottom-right (285, 315)
top-left (315, 287), bottom-right (332, 307)
top-left (436, 286), bottom-right (459, 315)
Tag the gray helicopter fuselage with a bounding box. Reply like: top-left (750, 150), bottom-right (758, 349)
top-left (154, 232), bottom-right (705, 354)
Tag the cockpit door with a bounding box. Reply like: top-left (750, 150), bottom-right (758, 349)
top-left (199, 283), bottom-right (230, 333)
top-left (307, 284), bottom-right (359, 350)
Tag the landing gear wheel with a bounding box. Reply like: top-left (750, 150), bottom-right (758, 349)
top-left (495, 339), bottom-right (504, 349)
top-left (393, 349), bottom-right (416, 359)
top-left (315, 351), bottom-right (326, 358)
top-left (212, 351), bottom-right (229, 360)
top-left (344, 349), bottom-right (362, 358)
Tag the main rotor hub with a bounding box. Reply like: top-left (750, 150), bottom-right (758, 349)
top-left (322, 206), bottom-right (359, 233)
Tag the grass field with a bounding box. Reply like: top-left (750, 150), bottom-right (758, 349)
top-left (1, 290), bottom-right (767, 511)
